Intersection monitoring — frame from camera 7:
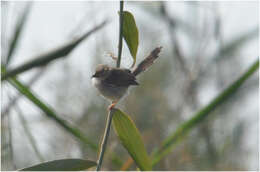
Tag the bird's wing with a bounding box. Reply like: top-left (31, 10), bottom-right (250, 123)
top-left (105, 68), bottom-right (139, 87)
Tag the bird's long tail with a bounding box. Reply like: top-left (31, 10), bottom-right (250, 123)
top-left (132, 46), bottom-right (162, 77)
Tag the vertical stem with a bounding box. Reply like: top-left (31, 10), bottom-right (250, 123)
top-left (117, 1), bottom-right (124, 68)
top-left (96, 110), bottom-right (113, 171)
top-left (16, 105), bottom-right (45, 162)
top-left (96, 1), bottom-right (124, 171)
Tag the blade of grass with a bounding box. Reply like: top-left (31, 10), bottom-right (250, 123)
top-left (15, 105), bottom-right (45, 162)
top-left (1, 65), bottom-right (123, 167)
top-left (6, 2), bottom-right (32, 65)
top-left (151, 59), bottom-right (259, 166)
top-left (2, 67), bottom-right (46, 118)
top-left (1, 20), bottom-right (107, 81)
top-left (2, 65), bottom-right (98, 150)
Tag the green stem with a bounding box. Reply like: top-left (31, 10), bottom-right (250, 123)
top-left (96, 110), bottom-right (114, 171)
top-left (116, 1), bottom-right (124, 68)
top-left (151, 59), bottom-right (259, 166)
top-left (96, 1), bottom-right (124, 170)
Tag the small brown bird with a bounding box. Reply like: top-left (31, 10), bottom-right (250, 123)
top-left (92, 47), bottom-right (162, 110)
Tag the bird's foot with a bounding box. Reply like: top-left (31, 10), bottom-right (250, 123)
top-left (108, 102), bottom-right (117, 111)
top-left (106, 52), bottom-right (118, 61)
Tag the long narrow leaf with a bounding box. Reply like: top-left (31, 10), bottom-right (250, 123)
top-left (16, 105), bottom-right (45, 162)
top-left (2, 21), bottom-right (107, 81)
top-left (19, 158), bottom-right (96, 171)
top-left (1, 65), bottom-right (123, 167)
top-left (112, 108), bottom-right (152, 171)
top-left (6, 3), bottom-right (32, 65)
top-left (151, 60), bottom-right (259, 166)
top-left (2, 66), bottom-right (98, 150)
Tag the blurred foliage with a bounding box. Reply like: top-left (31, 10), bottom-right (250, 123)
top-left (19, 159), bottom-right (97, 171)
top-left (1, 1), bottom-right (259, 171)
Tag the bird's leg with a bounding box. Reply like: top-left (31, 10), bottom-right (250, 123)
top-left (108, 101), bottom-right (118, 111)
top-left (106, 52), bottom-right (118, 61)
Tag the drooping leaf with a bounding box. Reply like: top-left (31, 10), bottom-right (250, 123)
top-left (121, 11), bottom-right (139, 68)
top-left (1, 20), bottom-right (107, 81)
top-left (151, 60), bottom-right (259, 166)
top-left (1, 65), bottom-right (123, 167)
top-left (1, 65), bottom-right (97, 150)
top-left (111, 108), bottom-right (152, 171)
top-left (19, 159), bottom-right (96, 171)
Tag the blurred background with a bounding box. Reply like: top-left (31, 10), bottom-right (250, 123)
top-left (1, 1), bottom-right (259, 171)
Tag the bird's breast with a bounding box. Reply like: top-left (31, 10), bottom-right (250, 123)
top-left (92, 77), bottom-right (128, 102)
top-left (92, 77), bottom-right (101, 87)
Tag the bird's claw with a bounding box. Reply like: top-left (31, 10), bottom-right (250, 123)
top-left (108, 103), bottom-right (116, 111)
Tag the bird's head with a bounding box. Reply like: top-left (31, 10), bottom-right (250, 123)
top-left (92, 64), bottom-right (111, 80)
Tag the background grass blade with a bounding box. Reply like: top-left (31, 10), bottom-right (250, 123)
top-left (121, 11), bottom-right (139, 68)
top-left (1, 20), bottom-right (107, 81)
top-left (1, 65), bottom-right (123, 167)
top-left (151, 59), bottom-right (259, 166)
top-left (214, 27), bottom-right (258, 61)
top-left (111, 108), bottom-right (152, 171)
top-left (19, 158), bottom-right (96, 171)
top-left (2, 65), bottom-right (98, 150)
top-left (5, 3), bottom-right (32, 65)
top-left (16, 105), bottom-right (45, 162)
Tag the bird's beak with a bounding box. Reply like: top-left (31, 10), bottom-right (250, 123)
top-left (92, 73), bottom-right (97, 78)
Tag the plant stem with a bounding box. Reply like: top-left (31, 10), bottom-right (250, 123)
top-left (96, 1), bottom-right (124, 170)
top-left (96, 110), bottom-right (114, 171)
top-left (117, 1), bottom-right (124, 68)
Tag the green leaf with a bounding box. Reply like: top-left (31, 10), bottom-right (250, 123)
top-left (6, 3), bottom-right (32, 65)
top-left (19, 158), bottom-right (96, 171)
top-left (111, 108), bottom-right (152, 171)
top-left (1, 20), bottom-right (107, 81)
top-left (121, 11), bottom-right (139, 68)
top-left (1, 65), bottom-right (123, 167)
top-left (1, 65), bottom-right (97, 150)
top-left (151, 60), bottom-right (259, 166)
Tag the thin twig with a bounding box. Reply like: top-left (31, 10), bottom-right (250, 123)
top-left (7, 113), bottom-right (16, 170)
top-left (15, 105), bottom-right (45, 162)
top-left (96, 1), bottom-right (124, 170)
top-left (96, 110), bottom-right (114, 171)
top-left (159, 2), bottom-right (189, 76)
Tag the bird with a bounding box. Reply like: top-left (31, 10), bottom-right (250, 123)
top-left (92, 47), bottom-right (162, 110)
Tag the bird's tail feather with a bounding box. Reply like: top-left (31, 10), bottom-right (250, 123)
top-left (132, 46), bottom-right (162, 76)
